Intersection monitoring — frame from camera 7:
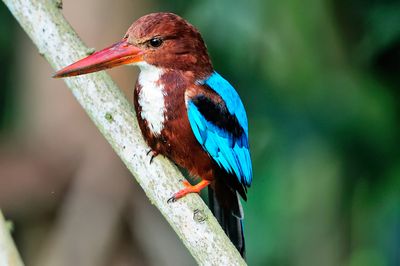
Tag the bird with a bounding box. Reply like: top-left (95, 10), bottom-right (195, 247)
top-left (53, 12), bottom-right (252, 257)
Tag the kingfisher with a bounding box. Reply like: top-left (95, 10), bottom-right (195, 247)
top-left (53, 12), bottom-right (252, 257)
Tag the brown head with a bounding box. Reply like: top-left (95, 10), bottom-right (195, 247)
top-left (53, 13), bottom-right (213, 79)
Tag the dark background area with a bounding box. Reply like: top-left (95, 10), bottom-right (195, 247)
top-left (0, 0), bottom-right (399, 265)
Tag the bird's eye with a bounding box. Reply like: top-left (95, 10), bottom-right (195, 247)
top-left (149, 37), bottom-right (163, 48)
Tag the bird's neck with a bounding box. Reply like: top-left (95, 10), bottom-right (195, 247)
top-left (136, 62), bottom-right (212, 83)
top-left (136, 62), bottom-right (165, 92)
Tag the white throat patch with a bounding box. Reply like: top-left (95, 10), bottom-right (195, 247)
top-left (136, 62), bottom-right (165, 135)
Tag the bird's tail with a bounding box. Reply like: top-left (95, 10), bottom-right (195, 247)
top-left (208, 186), bottom-right (246, 259)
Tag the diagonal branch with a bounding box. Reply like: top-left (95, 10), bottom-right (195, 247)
top-left (1, 0), bottom-right (246, 265)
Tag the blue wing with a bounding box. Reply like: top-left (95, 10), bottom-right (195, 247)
top-left (187, 72), bottom-right (252, 187)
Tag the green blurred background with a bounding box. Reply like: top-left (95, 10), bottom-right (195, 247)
top-left (0, 0), bottom-right (399, 265)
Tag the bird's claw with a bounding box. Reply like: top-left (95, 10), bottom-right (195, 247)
top-left (146, 149), bottom-right (159, 164)
top-left (167, 180), bottom-right (209, 204)
top-left (167, 196), bottom-right (177, 203)
top-left (167, 181), bottom-right (193, 203)
top-left (150, 155), bottom-right (156, 164)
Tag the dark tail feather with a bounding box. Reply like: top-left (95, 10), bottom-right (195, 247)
top-left (208, 186), bottom-right (246, 259)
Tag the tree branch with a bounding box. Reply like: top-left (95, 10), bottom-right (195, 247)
top-left (0, 211), bottom-right (24, 266)
top-left (1, 0), bottom-right (246, 265)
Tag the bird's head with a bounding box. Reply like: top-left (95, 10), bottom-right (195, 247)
top-left (53, 13), bottom-right (213, 78)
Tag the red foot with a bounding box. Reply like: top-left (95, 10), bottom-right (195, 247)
top-left (167, 180), bottom-right (210, 203)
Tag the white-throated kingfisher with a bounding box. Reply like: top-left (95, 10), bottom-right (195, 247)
top-left (54, 12), bottom-right (252, 257)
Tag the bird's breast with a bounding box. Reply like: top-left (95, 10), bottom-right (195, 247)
top-left (136, 64), bottom-right (166, 135)
top-left (134, 68), bottom-right (217, 180)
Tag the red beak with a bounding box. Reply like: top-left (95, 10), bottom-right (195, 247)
top-left (53, 39), bottom-right (143, 78)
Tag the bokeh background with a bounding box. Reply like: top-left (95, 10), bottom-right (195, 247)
top-left (0, 0), bottom-right (399, 265)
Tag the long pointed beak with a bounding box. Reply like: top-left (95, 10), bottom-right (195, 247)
top-left (53, 39), bottom-right (144, 78)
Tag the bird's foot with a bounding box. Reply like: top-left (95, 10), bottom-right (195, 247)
top-left (146, 149), bottom-right (159, 164)
top-left (167, 180), bottom-right (210, 203)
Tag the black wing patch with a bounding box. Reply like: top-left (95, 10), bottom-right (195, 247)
top-left (191, 95), bottom-right (244, 139)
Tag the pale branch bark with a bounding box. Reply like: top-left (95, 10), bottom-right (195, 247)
top-left (2, 0), bottom-right (246, 265)
top-left (0, 211), bottom-right (24, 266)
